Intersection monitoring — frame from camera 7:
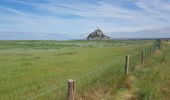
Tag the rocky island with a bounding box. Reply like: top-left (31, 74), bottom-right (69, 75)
top-left (87, 28), bottom-right (112, 40)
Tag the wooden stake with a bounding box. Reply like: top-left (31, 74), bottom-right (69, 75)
top-left (150, 48), bottom-right (152, 55)
top-left (67, 79), bottom-right (75, 100)
top-left (125, 55), bottom-right (129, 75)
top-left (141, 51), bottom-right (144, 64)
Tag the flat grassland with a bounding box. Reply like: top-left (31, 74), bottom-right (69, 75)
top-left (0, 40), bottom-right (169, 100)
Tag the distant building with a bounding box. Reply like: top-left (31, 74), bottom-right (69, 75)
top-left (87, 27), bottom-right (112, 40)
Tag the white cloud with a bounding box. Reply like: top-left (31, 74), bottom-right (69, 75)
top-left (0, 0), bottom-right (170, 39)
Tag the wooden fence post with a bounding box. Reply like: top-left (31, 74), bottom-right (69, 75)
top-left (67, 79), bottom-right (75, 100)
top-left (150, 48), bottom-right (152, 55)
top-left (125, 55), bottom-right (129, 75)
top-left (141, 51), bottom-right (144, 64)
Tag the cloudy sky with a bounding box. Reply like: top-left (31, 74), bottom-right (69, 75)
top-left (0, 0), bottom-right (170, 40)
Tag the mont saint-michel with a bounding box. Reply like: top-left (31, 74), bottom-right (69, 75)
top-left (87, 28), bottom-right (112, 40)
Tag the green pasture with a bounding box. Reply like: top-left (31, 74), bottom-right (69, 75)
top-left (132, 41), bottom-right (170, 100)
top-left (0, 40), bottom-right (157, 100)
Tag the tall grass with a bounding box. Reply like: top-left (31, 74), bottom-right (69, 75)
top-left (0, 40), bottom-right (155, 100)
top-left (132, 42), bottom-right (170, 100)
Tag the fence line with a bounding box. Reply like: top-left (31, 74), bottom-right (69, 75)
top-left (28, 40), bottom-right (161, 100)
top-left (75, 59), bottom-right (116, 81)
top-left (28, 83), bottom-right (66, 100)
top-left (68, 40), bottom-right (161, 100)
top-left (27, 58), bottom-right (116, 100)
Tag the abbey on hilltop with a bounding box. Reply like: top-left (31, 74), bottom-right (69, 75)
top-left (87, 27), bottom-right (112, 40)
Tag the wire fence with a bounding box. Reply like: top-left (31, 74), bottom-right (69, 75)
top-left (27, 57), bottom-right (117, 100)
top-left (26, 40), bottom-right (161, 100)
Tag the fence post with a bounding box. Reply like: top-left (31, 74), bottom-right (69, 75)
top-left (125, 55), bottom-right (129, 75)
top-left (141, 51), bottom-right (144, 64)
top-left (67, 79), bottom-right (75, 100)
top-left (150, 48), bottom-right (152, 55)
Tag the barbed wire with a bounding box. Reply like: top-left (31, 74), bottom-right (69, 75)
top-left (27, 41), bottom-right (157, 100)
top-left (27, 58), bottom-right (115, 100)
top-left (28, 83), bottom-right (66, 100)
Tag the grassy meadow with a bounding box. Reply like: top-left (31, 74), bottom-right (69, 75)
top-left (131, 41), bottom-right (170, 100)
top-left (0, 40), bottom-right (169, 100)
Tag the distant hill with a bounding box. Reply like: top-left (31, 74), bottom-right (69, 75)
top-left (110, 27), bottom-right (170, 39)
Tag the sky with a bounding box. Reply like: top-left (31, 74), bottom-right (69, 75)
top-left (0, 0), bottom-right (170, 40)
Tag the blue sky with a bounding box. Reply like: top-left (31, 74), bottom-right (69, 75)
top-left (0, 0), bottom-right (170, 40)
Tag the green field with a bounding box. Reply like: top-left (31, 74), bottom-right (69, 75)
top-left (0, 40), bottom-right (169, 100)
